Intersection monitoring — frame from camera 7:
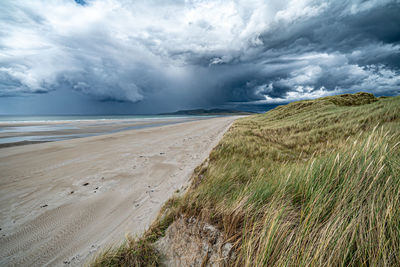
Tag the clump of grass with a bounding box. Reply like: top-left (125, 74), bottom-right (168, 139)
top-left (90, 238), bottom-right (160, 267)
top-left (323, 92), bottom-right (378, 106)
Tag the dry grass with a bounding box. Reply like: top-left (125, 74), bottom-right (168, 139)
top-left (91, 92), bottom-right (400, 266)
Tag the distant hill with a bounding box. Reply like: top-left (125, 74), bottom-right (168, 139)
top-left (160, 108), bottom-right (255, 116)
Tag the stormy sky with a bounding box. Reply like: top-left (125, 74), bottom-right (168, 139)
top-left (0, 0), bottom-right (399, 114)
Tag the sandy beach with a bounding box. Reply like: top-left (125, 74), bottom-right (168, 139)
top-left (0, 116), bottom-right (237, 266)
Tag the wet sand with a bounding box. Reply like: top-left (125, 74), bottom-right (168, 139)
top-left (0, 116), bottom-right (237, 266)
top-left (0, 117), bottom-right (202, 148)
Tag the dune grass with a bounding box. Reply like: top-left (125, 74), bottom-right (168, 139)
top-left (90, 92), bottom-right (400, 266)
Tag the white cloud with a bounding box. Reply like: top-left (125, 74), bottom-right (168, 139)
top-left (275, 0), bottom-right (328, 22)
top-left (263, 86), bottom-right (339, 104)
top-left (347, 0), bottom-right (397, 14)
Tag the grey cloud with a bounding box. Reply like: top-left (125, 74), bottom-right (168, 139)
top-left (0, 0), bottom-right (399, 114)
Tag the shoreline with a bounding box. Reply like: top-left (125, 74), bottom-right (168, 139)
top-left (0, 115), bottom-right (217, 125)
top-left (0, 116), bottom-right (217, 149)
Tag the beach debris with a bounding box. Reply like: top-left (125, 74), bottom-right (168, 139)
top-left (83, 182), bottom-right (89, 186)
top-left (95, 187), bottom-right (99, 190)
top-left (70, 191), bottom-right (74, 194)
top-left (41, 204), bottom-right (48, 208)
top-left (63, 260), bottom-right (70, 265)
top-left (160, 152), bottom-right (165, 155)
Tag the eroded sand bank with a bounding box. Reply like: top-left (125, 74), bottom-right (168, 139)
top-left (0, 116), bottom-right (237, 266)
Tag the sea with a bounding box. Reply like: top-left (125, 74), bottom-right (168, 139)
top-left (0, 114), bottom-right (198, 123)
top-left (0, 115), bottom-right (209, 146)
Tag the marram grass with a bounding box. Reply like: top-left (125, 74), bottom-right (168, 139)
top-left (90, 93), bottom-right (400, 266)
top-left (241, 128), bottom-right (400, 266)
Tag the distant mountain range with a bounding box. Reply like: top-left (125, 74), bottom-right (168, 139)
top-left (160, 108), bottom-right (256, 116)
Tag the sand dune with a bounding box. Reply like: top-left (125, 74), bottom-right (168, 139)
top-left (0, 116), bottom-right (237, 266)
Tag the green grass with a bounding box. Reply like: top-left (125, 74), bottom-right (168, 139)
top-left (90, 92), bottom-right (400, 266)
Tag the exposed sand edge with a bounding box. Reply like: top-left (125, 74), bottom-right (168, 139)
top-left (0, 116), bottom-right (238, 267)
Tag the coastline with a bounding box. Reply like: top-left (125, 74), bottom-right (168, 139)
top-left (0, 116), bottom-right (214, 148)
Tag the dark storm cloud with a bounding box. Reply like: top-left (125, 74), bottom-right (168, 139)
top-left (74, 0), bottom-right (86, 5)
top-left (0, 0), bottom-right (399, 113)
